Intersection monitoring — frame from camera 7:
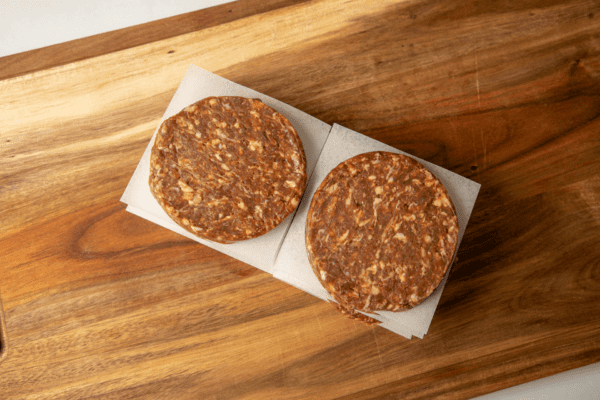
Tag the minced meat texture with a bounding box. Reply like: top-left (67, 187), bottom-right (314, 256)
top-left (306, 151), bottom-right (458, 316)
top-left (149, 96), bottom-right (307, 243)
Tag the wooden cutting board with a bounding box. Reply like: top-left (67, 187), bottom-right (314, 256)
top-left (1, 0), bottom-right (600, 398)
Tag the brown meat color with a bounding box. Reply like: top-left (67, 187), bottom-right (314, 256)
top-left (306, 151), bottom-right (458, 320)
top-left (149, 96), bottom-right (307, 243)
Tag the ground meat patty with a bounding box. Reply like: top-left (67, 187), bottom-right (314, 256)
top-left (149, 96), bottom-right (307, 243)
top-left (305, 151), bottom-right (458, 319)
top-left (331, 302), bottom-right (380, 325)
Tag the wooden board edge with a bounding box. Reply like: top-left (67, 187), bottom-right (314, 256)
top-left (0, 0), bottom-right (310, 81)
top-left (0, 293), bottom-right (7, 364)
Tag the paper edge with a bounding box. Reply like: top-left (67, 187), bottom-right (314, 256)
top-left (120, 64), bottom-right (333, 274)
top-left (273, 123), bottom-right (482, 338)
top-left (119, 67), bottom-right (482, 339)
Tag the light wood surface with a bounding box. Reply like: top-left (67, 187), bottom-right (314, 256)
top-left (1, 0), bottom-right (600, 398)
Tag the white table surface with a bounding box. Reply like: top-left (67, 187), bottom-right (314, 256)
top-left (2, 1), bottom-right (598, 399)
top-left (0, 0), bottom-right (236, 57)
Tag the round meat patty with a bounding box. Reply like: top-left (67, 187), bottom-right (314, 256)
top-left (305, 151), bottom-right (458, 317)
top-left (149, 96), bottom-right (307, 244)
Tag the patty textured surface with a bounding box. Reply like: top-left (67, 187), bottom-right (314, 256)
top-left (305, 151), bottom-right (458, 317)
top-left (149, 96), bottom-right (307, 243)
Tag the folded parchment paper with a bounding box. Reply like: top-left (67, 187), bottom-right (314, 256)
top-left (272, 124), bottom-right (480, 339)
top-left (121, 65), bottom-right (331, 274)
top-left (121, 65), bottom-right (481, 339)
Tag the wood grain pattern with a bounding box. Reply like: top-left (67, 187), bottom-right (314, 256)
top-left (1, 0), bottom-right (600, 398)
top-left (0, 294), bottom-right (7, 365)
top-left (0, 0), bottom-right (310, 81)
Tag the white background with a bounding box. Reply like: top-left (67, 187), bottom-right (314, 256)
top-left (0, 0), bottom-right (236, 57)
top-left (1, 1), bottom-right (598, 399)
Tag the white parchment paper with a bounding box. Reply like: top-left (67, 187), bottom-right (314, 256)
top-left (272, 124), bottom-right (481, 339)
top-left (121, 66), bottom-right (481, 339)
top-left (120, 65), bottom-right (331, 274)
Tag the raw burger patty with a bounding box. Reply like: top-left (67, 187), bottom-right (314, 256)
top-left (305, 151), bottom-right (458, 318)
top-left (149, 96), bottom-right (307, 244)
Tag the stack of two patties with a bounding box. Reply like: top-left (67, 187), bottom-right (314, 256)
top-left (149, 96), bottom-right (458, 324)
